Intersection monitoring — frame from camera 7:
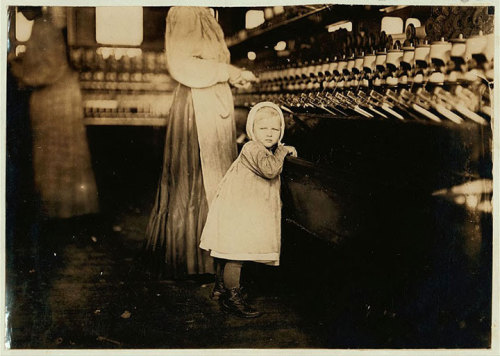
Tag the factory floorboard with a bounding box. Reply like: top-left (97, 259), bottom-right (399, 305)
top-left (6, 204), bottom-right (491, 350)
top-left (6, 206), bottom-right (324, 349)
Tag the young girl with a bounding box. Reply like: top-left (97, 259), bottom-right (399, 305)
top-left (200, 102), bottom-right (297, 318)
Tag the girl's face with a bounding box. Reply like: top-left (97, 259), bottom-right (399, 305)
top-left (253, 113), bottom-right (281, 148)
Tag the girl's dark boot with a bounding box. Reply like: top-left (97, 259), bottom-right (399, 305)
top-left (221, 287), bottom-right (262, 318)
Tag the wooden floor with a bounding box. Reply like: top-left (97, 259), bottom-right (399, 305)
top-left (6, 211), bottom-right (317, 349)
top-left (6, 203), bottom-right (492, 350)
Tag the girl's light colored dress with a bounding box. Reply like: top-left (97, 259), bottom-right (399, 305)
top-left (200, 141), bottom-right (289, 266)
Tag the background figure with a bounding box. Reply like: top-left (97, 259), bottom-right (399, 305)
top-left (144, 7), bottom-right (255, 279)
top-left (9, 7), bottom-right (99, 221)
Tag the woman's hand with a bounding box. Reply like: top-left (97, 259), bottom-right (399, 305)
top-left (240, 70), bottom-right (258, 83)
top-left (284, 146), bottom-right (298, 157)
top-left (228, 65), bottom-right (258, 87)
top-left (232, 81), bottom-right (252, 89)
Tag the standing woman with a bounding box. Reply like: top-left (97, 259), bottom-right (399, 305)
top-left (144, 7), bottom-right (256, 279)
top-left (9, 7), bottom-right (99, 225)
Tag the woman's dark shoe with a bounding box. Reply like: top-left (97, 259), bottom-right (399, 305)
top-left (221, 287), bottom-right (262, 318)
top-left (210, 276), bottom-right (226, 300)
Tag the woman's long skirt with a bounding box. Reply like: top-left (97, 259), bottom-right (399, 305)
top-left (144, 84), bottom-right (214, 279)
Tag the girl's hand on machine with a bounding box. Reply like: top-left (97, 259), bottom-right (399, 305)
top-left (284, 146), bottom-right (298, 157)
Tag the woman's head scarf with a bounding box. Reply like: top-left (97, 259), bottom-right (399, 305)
top-left (246, 102), bottom-right (285, 143)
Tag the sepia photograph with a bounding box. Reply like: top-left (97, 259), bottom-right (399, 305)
top-left (1, 0), bottom-right (498, 354)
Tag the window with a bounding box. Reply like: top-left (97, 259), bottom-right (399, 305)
top-left (245, 10), bottom-right (265, 30)
top-left (209, 8), bottom-right (219, 21)
top-left (264, 7), bottom-right (274, 20)
top-left (273, 6), bottom-right (285, 15)
top-left (16, 44), bottom-right (27, 56)
top-left (327, 21), bottom-right (353, 33)
top-left (274, 41), bottom-right (287, 51)
top-left (405, 18), bottom-right (421, 29)
top-left (381, 16), bottom-right (403, 35)
top-left (96, 7), bottom-right (143, 46)
top-left (15, 8), bottom-right (34, 42)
